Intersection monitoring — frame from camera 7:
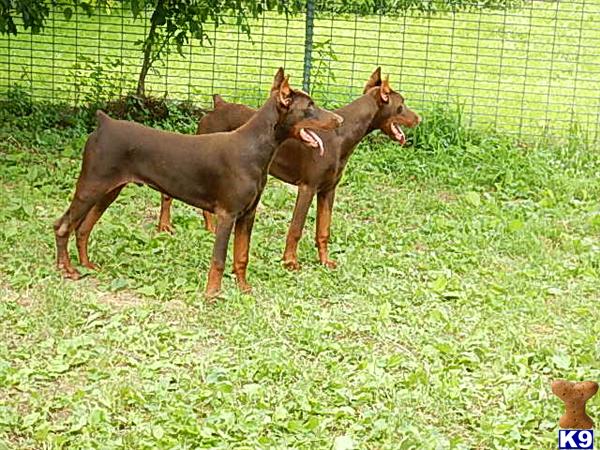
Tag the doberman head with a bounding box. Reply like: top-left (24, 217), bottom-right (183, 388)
top-left (363, 67), bottom-right (420, 145)
top-left (272, 72), bottom-right (343, 155)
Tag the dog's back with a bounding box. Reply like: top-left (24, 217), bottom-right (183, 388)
top-left (196, 96), bottom-right (255, 134)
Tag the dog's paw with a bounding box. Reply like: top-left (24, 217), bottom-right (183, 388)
top-left (59, 264), bottom-right (82, 280)
top-left (283, 260), bottom-right (301, 271)
top-left (238, 282), bottom-right (253, 294)
top-left (157, 223), bottom-right (174, 234)
top-left (204, 288), bottom-right (222, 302)
top-left (321, 259), bottom-right (337, 269)
top-left (82, 261), bottom-right (99, 271)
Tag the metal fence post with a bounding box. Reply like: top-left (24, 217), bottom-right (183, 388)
top-left (302, 0), bottom-right (315, 93)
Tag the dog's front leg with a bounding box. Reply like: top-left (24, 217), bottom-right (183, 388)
top-left (283, 184), bottom-right (315, 270)
top-left (205, 213), bottom-right (235, 299)
top-left (233, 209), bottom-right (257, 293)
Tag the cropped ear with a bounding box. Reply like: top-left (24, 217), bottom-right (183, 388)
top-left (212, 94), bottom-right (225, 108)
top-left (278, 76), bottom-right (293, 108)
top-left (363, 67), bottom-right (382, 93)
top-left (271, 67), bottom-right (285, 92)
top-left (379, 75), bottom-right (391, 103)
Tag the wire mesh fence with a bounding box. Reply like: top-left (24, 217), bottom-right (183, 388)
top-left (0, 0), bottom-right (599, 140)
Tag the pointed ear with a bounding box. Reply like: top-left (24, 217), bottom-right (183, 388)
top-left (379, 75), bottom-right (391, 103)
top-left (363, 67), bottom-right (382, 93)
top-left (212, 94), bottom-right (225, 108)
top-left (271, 67), bottom-right (285, 92)
top-left (278, 75), bottom-right (293, 108)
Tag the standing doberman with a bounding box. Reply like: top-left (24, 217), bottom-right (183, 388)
top-left (157, 68), bottom-right (420, 270)
top-left (157, 69), bottom-right (284, 233)
top-left (53, 71), bottom-right (343, 297)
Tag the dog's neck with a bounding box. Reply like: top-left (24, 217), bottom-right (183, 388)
top-left (335, 93), bottom-right (381, 160)
top-left (234, 95), bottom-right (283, 169)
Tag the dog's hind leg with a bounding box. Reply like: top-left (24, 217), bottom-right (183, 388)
top-left (75, 185), bottom-right (125, 270)
top-left (315, 188), bottom-right (337, 269)
top-left (54, 191), bottom-right (106, 280)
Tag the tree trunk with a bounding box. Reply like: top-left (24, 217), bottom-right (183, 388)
top-left (136, 1), bottom-right (164, 97)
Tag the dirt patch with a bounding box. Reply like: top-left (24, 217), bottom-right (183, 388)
top-left (0, 286), bottom-right (35, 308)
top-left (96, 289), bottom-right (145, 309)
top-left (414, 242), bottom-right (429, 253)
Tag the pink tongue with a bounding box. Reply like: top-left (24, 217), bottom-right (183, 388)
top-left (392, 123), bottom-right (405, 144)
top-left (300, 129), bottom-right (325, 156)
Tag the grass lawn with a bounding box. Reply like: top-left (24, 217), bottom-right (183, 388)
top-left (1, 1), bottom-right (600, 138)
top-left (1, 99), bottom-right (599, 448)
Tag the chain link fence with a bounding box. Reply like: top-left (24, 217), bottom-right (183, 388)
top-left (1, 0), bottom-right (599, 140)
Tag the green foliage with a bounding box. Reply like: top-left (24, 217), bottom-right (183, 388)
top-left (130, 0), bottom-right (299, 45)
top-left (0, 0), bottom-right (49, 34)
top-left (0, 0), bottom-right (104, 35)
top-left (361, 102), bottom-right (557, 197)
top-left (0, 0), bottom-right (526, 97)
top-left (67, 55), bottom-right (124, 106)
top-left (0, 0), bottom-right (524, 38)
top-left (0, 84), bottom-right (33, 116)
top-left (314, 0), bottom-right (524, 15)
top-left (131, 0), bottom-right (309, 95)
top-left (0, 87), bottom-right (200, 135)
top-left (310, 39), bottom-right (338, 97)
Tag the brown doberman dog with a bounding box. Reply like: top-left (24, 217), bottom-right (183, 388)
top-left (157, 68), bottom-right (420, 270)
top-left (53, 70), bottom-right (343, 297)
top-left (157, 70), bottom-right (284, 234)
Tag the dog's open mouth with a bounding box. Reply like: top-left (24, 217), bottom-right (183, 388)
top-left (300, 128), bottom-right (325, 156)
top-left (391, 123), bottom-right (406, 145)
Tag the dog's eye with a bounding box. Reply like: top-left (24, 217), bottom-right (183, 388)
top-left (397, 105), bottom-right (404, 113)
